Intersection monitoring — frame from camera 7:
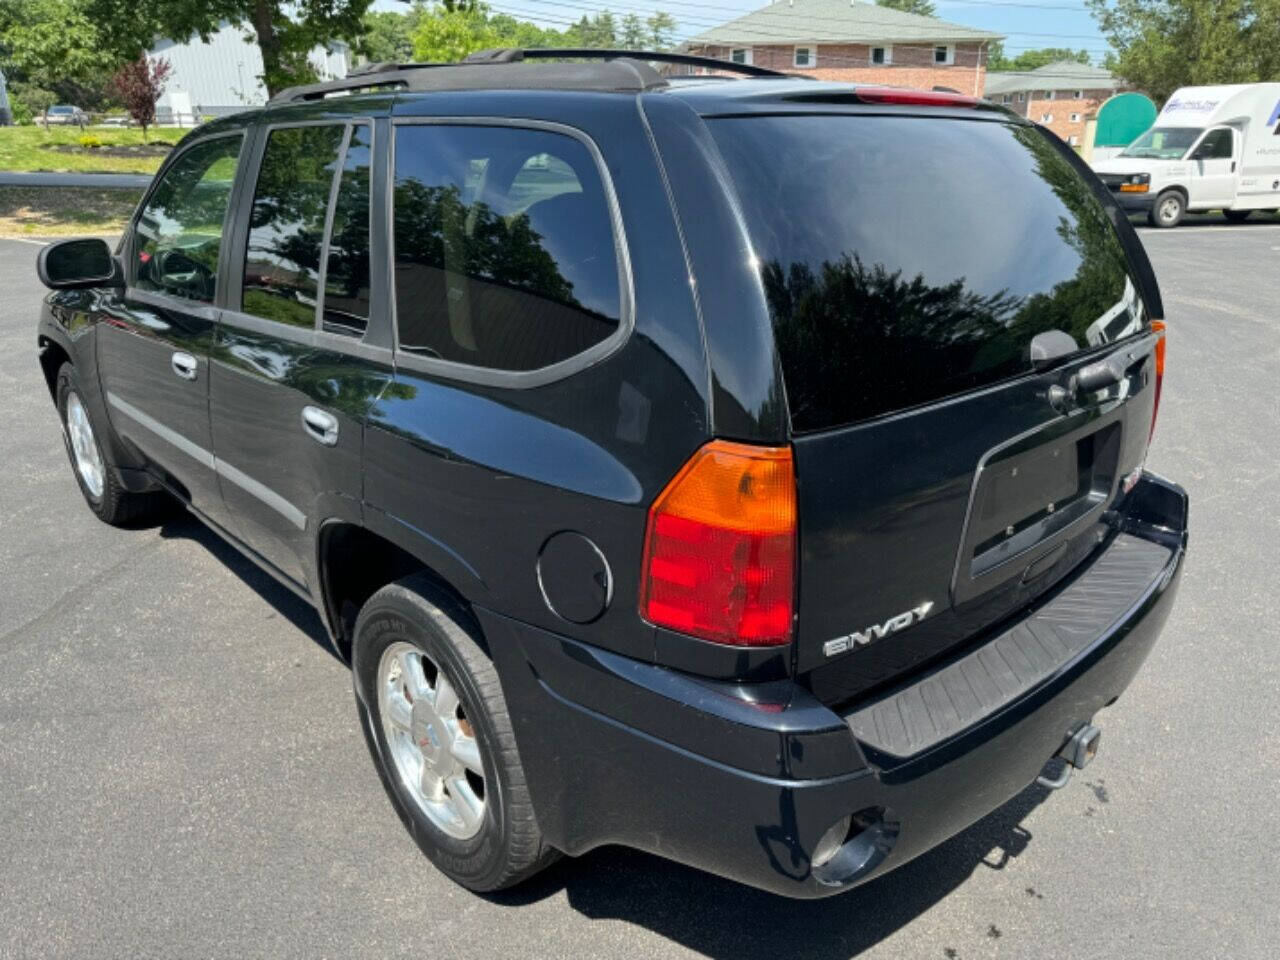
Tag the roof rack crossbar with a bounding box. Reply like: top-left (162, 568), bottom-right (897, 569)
top-left (467, 48), bottom-right (798, 79)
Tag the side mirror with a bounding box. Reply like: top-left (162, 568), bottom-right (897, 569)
top-left (36, 238), bottom-right (121, 290)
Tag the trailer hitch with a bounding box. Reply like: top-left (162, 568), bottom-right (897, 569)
top-left (1036, 723), bottom-right (1102, 790)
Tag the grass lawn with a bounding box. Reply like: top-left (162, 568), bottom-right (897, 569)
top-left (0, 126), bottom-right (175, 175)
top-left (0, 186), bottom-right (141, 238)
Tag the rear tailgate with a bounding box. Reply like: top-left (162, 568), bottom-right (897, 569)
top-left (707, 111), bottom-right (1162, 701)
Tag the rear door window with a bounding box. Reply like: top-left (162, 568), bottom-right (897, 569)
top-left (708, 115), bottom-right (1143, 432)
top-left (242, 124), bottom-right (347, 328)
top-left (392, 123), bottom-right (622, 373)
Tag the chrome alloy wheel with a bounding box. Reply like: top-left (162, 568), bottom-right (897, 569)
top-left (378, 642), bottom-right (487, 840)
top-left (1157, 195), bottom-right (1182, 225)
top-left (64, 391), bottom-right (105, 499)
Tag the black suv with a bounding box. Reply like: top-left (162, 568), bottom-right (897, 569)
top-left (35, 50), bottom-right (1187, 898)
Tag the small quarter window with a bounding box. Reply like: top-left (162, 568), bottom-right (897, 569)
top-left (322, 124), bottom-right (373, 336)
top-left (131, 135), bottom-right (242, 303)
top-left (392, 124), bottom-right (622, 373)
top-left (242, 124), bottom-right (346, 328)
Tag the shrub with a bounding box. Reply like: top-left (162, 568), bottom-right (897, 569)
top-left (78, 134), bottom-right (104, 149)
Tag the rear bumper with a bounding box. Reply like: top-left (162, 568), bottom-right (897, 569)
top-left (482, 473), bottom-right (1187, 898)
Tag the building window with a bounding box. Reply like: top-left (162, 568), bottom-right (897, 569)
top-left (1040, 113), bottom-right (1053, 123)
top-left (730, 47), bottom-right (751, 65)
top-left (793, 46), bottom-right (814, 68)
top-left (1044, 90), bottom-right (1055, 100)
top-left (1074, 90), bottom-right (1084, 99)
top-left (934, 44), bottom-right (953, 65)
top-left (1069, 112), bottom-right (1081, 123)
top-left (871, 45), bottom-right (892, 65)
top-left (1016, 92), bottom-right (1025, 102)
top-left (1068, 135), bottom-right (1080, 146)
top-left (1001, 94), bottom-right (1011, 103)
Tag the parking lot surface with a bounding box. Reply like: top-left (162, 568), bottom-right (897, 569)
top-left (2, 222), bottom-right (1278, 959)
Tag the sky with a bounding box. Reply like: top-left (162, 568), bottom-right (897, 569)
top-left (369, 0), bottom-right (1111, 63)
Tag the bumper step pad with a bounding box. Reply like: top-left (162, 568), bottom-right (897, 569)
top-left (844, 534), bottom-right (1172, 760)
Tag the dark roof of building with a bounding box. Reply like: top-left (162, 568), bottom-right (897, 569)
top-left (984, 61), bottom-right (1123, 96)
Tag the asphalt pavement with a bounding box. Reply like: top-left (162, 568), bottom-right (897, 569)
top-left (1, 223), bottom-right (1278, 959)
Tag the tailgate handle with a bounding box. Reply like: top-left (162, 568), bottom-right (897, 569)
top-left (1048, 332), bottom-right (1161, 412)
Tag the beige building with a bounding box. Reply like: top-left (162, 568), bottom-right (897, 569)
top-left (984, 60), bottom-right (1128, 146)
top-left (684, 0), bottom-right (1002, 97)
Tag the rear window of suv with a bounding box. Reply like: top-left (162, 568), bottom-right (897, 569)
top-left (709, 115), bottom-right (1144, 432)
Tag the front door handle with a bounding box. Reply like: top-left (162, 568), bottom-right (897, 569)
top-left (301, 405), bottom-right (339, 446)
top-left (171, 351), bottom-right (198, 381)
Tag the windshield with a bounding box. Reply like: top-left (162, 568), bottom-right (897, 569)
top-left (710, 115), bottom-right (1142, 432)
top-left (1122, 127), bottom-right (1202, 160)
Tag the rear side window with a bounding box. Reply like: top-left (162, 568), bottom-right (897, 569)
top-left (392, 123), bottom-right (621, 372)
top-left (322, 124), bottom-right (373, 335)
top-left (243, 124), bottom-right (346, 328)
top-left (131, 135), bottom-right (242, 304)
top-left (709, 116), bottom-right (1142, 432)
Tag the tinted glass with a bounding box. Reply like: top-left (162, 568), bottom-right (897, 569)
top-left (243, 124), bottom-right (345, 328)
top-left (132, 135), bottom-right (242, 303)
top-left (393, 124), bottom-right (620, 371)
top-left (322, 123), bottom-right (372, 336)
top-left (1122, 126), bottom-right (1202, 160)
top-left (710, 116), bottom-right (1141, 432)
top-left (1197, 128), bottom-right (1233, 159)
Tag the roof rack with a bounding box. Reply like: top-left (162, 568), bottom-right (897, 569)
top-left (270, 48), bottom-right (797, 103)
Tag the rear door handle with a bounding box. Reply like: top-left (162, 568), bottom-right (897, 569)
top-left (301, 406), bottom-right (339, 446)
top-left (171, 351), bottom-right (198, 381)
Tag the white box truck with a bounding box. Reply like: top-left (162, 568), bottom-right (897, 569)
top-left (1093, 83), bottom-right (1280, 227)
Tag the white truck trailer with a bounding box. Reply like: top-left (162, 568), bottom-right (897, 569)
top-left (1093, 83), bottom-right (1280, 227)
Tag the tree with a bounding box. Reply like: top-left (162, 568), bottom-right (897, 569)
top-left (84, 0), bottom-right (377, 97)
top-left (876, 0), bottom-right (938, 17)
top-left (646, 12), bottom-right (676, 50)
top-left (620, 13), bottom-right (646, 49)
top-left (359, 5), bottom-right (427, 63)
top-left (1087, 0), bottom-right (1280, 103)
top-left (988, 43), bottom-right (1093, 72)
top-left (410, 6), bottom-right (502, 62)
top-left (111, 56), bottom-right (171, 140)
top-left (9, 82), bottom-right (57, 125)
top-left (0, 0), bottom-right (117, 108)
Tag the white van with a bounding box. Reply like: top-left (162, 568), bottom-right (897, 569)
top-left (1093, 83), bottom-right (1280, 227)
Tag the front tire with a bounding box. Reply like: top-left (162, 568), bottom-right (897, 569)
top-left (55, 363), bottom-right (171, 526)
top-left (1148, 190), bottom-right (1185, 228)
top-left (352, 575), bottom-right (557, 892)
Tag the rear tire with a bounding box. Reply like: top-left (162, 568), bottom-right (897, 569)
top-left (1148, 190), bottom-right (1185, 228)
top-left (55, 363), bottom-right (171, 526)
top-left (1222, 209), bottom-right (1250, 223)
top-left (352, 575), bottom-right (558, 892)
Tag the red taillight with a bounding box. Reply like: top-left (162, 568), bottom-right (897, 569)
top-left (640, 440), bottom-right (796, 647)
top-left (854, 87), bottom-right (980, 108)
top-left (1150, 320), bottom-right (1166, 440)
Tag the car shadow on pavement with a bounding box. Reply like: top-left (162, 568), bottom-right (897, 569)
top-left (492, 782), bottom-right (1054, 960)
top-left (156, 514), bottom-right (339, 661)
